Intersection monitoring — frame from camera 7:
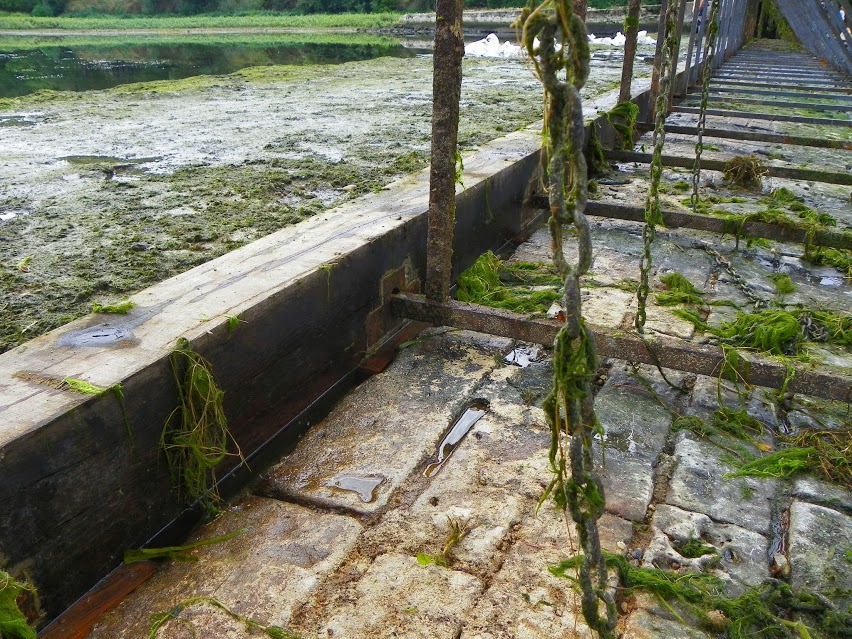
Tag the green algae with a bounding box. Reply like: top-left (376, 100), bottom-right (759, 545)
top-left (0, 571), bottom-right (36, 639)
top-left (92, 299), bottom-right (135, 314)
top-left (677, 537), bottom-right (718, 559)
top-left (769, 273), bottom-right (796, 296)
top-left (656, 272), bottom-right (704, 306)
top-left (124, 529), bottom-right (244, 564)
top-left (456, 252), bottom-right (562, 314)
top-left (147, 595), bottom-right (301, 639)
top-left (553, 551), bottom-right (850, 638)
top-left (162, 337), bottom-right (241, 510)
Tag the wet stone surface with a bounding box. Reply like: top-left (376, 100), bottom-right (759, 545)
top-left (667, 433), bottom-right (781, 536)
top-left (82, 322), bottom-right (852, 639)
top-left (88, 496), bottom-right (363, 638)
top-left (260, 329), bottom-right (512, 516)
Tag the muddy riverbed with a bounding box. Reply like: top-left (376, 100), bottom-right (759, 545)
top-left (0, 44), bottom-right (654, 353)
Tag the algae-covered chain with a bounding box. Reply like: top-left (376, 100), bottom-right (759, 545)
top-left (690, 0), bottom-right (721, 215)
top-left (636, 1), bottom-right (680, 333)
top-left (520, 1), bottom-right (616, 636)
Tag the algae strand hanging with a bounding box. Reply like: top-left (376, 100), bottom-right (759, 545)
top-left (161, 337), bottom-right (243, 510)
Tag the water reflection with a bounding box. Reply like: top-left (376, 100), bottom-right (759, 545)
top-left (0, 35), bottom-right (417, 98)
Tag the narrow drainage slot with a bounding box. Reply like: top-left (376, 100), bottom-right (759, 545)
top-left (424, 398), bottom-right (489, 478)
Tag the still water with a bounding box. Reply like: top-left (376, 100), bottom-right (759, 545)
top-left (0, 35), bottom-right (419, 98)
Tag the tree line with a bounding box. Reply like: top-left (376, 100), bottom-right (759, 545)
top-left (0, 0), bottom-right (640, 18)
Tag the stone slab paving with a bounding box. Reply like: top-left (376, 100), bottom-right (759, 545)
top-left (84, 324), bottom-right (851, 639)
top-left (322, 553), bottom-right (484, 639)
top-left (667, 433), bottom-right (781, 537)
top-left (88, 496), bottom-right (363, 638)
top-left (260, 329), bottom-right (511, 516)
top-left (83, 203), bottom-right (852, 639)
top-left (788, 501), bottom-right (852, 609)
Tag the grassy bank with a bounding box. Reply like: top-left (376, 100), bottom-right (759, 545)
top-left (0, 11), bottom-right (402, 30)
top-left (0, 31), bottom-right (403, 48)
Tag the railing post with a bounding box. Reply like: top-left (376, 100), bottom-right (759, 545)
top-left (619, 0), bottom-right (643, 103)
top-left (649, 0), bottom-right (671, 123)
top-left (425, 0), bottom-right (465, 302)
top-left (668, 0), bottom-right (691, 106)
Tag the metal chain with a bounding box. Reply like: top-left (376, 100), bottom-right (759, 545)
top-left (521, 1), bottom-right (615, 637)
top-left (702, 244), bottom-right (770, 309)
top-left (690, 0), bottom-right (721, 214)
top-left (636, 2), bottom-right (680, 333)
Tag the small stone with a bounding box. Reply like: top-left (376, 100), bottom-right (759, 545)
top-left (631, 549), bottom-right (643, 560)
top-left (130, 241), bottom-right (152, 252)
top-left (770, 553), bottom-right (790, 578)
top-left (706, 610), bottom-right (728, 630)
top-left (616, 541), bottom-right (627, 551)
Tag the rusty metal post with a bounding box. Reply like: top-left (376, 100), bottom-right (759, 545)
top-left (650, 0), bottom-right (671, 103)
top-left (425, 0), bottom-right (464, 302)
top-left (678, 0), bottom-right (702, 96)
top-left (668, 0), bottom-right (691, 106)
top-left (619, 0), bottom-right (643, 103)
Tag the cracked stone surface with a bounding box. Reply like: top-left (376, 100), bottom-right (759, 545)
top-left (667, 433), bottom-right (780, 536)
top-left (594, 367), bottom-right (673, 522)
top-left (650, 504), bottom-right (770, 595)
top-left (88, 496), bottom-right (363, 638)
top-left (261, 329), bottom-right (511, 515)
top-left (322, 553), bottom-right (484, 639)
top-left (788, 501), bottom-right (852, 609)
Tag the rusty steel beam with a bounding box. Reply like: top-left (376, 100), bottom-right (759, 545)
top-left (672, 106), bottom-right (852, 128)
top-left (663, 124), bottom-right (852, 150)
top-left (605, 149), bottom-right (852, 186)
top-left (390, 293), bottom-right (852, 403)
top-left (527, 198), bottom-right (852, 251)
top-left (710, 79), bottom-right (852, 94)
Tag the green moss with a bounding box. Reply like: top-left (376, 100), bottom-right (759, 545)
top-left (678, 537), bottom-right (719, 559)
top-left (656, 272), bottom-right (704, 306)
top-left (672, 180), bottom-right (690, 193)
top-left (92, 299), bottom-right (135, 314)
top-left (553, 551), bottom-right (850, 638)
top-left (769, 273), bottom-right (796, 296)
top-left (457, 252), bottom-right (561, 314)
top-left (0, 571), bottom-right (36, 639)
top-left (606, 101), bottom-right (640, 151)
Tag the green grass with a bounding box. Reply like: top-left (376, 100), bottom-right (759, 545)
top-left (0, 11), bottom-right (402, 30)
top-left (0, 31), bottom-right (403, 50)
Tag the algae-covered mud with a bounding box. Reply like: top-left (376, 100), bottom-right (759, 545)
top-left (0, 44), bottom-right (653, 353)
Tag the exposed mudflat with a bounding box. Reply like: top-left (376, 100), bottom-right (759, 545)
top-left (0, 46), bottom-right (653, 353)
